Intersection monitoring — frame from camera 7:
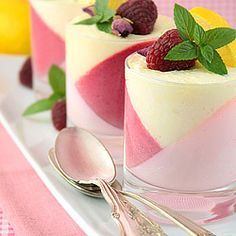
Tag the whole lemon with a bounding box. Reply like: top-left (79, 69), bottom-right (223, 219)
top-left (0, 0), bottom-right (31, 55)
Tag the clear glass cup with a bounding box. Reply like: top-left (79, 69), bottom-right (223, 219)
top-left (124, 53), bottom-right (236, 223)
top-left (29, 0), bottom-right (85, 96)
top-left (66, 15), bottom-right (174, 164)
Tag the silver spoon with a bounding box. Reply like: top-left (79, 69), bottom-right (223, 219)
top-left (53, 127), bottom-right (215, 236)
top-left (49, 148), bottom-right (167, 235)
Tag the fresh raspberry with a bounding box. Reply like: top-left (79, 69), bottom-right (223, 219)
top-left (117, 0), bottom-right (158, 35)
top-left (19, 57), bottom-right (33, 88)
top-left (52, 100), bottom-right (66, 131)
top-left (146, 29), bottom-right (196, 71)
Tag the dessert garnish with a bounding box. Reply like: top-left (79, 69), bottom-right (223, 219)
top-left (82, 5), bottom-right (95, 16)
top-left (52, 100), bottom-right (66, 131)
top-left (76, 0), bottom-right (158, 36)
top-left (19, 57), bottom-right (33, 88)
top-left (190, 7), bottom-right (236, 68)
top-left (76, 0), bottom-right (116, 33)
top-left (147, 29), bottom-right (196, 71)
top-left (23, 65), bottom-right (66, 131)
top-left (112, 16), bottom-right (133, 37)
top-left (146, 4), bottom-right (236, 75)
top-left (137, 46), bottom-right (152, 57)
top-left (117, 0), bottom-right (158, 35)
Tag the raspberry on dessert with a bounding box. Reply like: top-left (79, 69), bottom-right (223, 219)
top-left (146, 29), bottom-right (196, 71)
top-left (19, 57), bottom-right (33, 88)
top-left (52, 100), bottom-right (66, 131)
top-left (117, 0), bottom-right (158, 35)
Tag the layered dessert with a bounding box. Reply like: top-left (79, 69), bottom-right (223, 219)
top-left (66, 0), bottom-right (174, 160)
top-left (125, 4), bottom-right (236, 222)
top-left (30, 0), bottom-right (92, 95)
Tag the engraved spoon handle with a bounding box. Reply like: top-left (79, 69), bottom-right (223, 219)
top-left (121, 191), bottom-right (215, 236)
top-left (97, 179), bottom-right (167, 236)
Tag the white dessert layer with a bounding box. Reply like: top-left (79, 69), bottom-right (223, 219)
top-left (66, 15), bottom-right (175, 81)
top-left (126, 53), bottom-right (236, 147)
top-left (30, 0), bottom-right (86, 39)
top-left (67, 71), bottom-right (123, 136)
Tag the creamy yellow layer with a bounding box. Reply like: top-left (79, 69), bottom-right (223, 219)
top-left (126, 53), bottom-right (236, 147)
top-left (66, 14), bottom-right (175, 82)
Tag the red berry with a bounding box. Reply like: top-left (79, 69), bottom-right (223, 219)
top-left (146, 29), bottom-right (196, 71)
top-left (117, 0), bottom-right (158, 35)
top-left (19, 57), bottom-right (33, 88)
top-left (52, 100), bottom-right (66, 131)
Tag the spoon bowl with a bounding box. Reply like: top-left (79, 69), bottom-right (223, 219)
top-left (55, 127), bottom-right (116, 185)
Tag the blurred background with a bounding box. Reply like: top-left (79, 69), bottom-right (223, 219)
top-left (158, 0), bottom-right (235, 27)
top-left (0, 0), bottom-right (235, 56)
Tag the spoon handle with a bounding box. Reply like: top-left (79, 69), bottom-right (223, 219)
top-left (121, 191), bottom-right (215, 236)
top-left (97, 179), bottom-right (167, 236)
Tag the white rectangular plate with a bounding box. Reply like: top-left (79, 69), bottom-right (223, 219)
top-left (0, 55), bottom-right (236, 236)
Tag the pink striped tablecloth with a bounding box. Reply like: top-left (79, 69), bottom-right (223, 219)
top-left (0, 210), bottom-right (14, 236)
top-left (0, 0), bottom-right (235, 235)
top-left (158, 0), bottom-right (235, 27)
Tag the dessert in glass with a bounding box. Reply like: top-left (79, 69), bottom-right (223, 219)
top-left (30, 0), bottom-right (92, 96)
top-left (66, 0), bottom-right (174, 163)
top-left (124, 4), bottom-right (236, 223)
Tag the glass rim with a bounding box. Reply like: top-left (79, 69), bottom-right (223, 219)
top-left (125, 53), bottom-right (236, 87)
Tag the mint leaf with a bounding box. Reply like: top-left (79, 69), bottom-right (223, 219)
top-left (193, 24), bottom-right (206, 45)
top-left (198, 49), bottom-right (228, 75)
top-left (23, 95), bottom-right (59, 116)
top-left (95, 0), bottom-right (109, 15)
top-left (206, 27), bottom-right (236, 49)
top-left (200, 45), bottom-right (214, 63)
top-left (174, 3), bottom-right (196, 40)
top-left (23, 93), bottom-right (64, 116)
top-left (165, 41), bottom-right (198, 61)
top-left (97, 21), bottom-right (112, 33)
top-left (49, 65), bottom-right (66, 95)
top-left (100, 8), bottom-right (115, 23)
top-left (75, 15), bottom-right (102, 25)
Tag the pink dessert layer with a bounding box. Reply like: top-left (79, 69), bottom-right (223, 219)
top-left (125, 90), bottom-right (162, 168)
top-left (131, 97), bottom-right (236, 191)
top-left (76, 41), bottom-right (154, 129)
top-left (30, 6), bottom-right (65, 76)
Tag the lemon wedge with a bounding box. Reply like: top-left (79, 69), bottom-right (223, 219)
top-left (190, 7), bottom-right (236, 67)
top-left (0, 0), bottom-right (31, 55)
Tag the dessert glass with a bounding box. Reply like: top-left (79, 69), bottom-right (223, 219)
top-left (66, 15), bottom-right (174, 164)
top-left (30, 0), bottom-right (88, 96)
top-left (124, 53), bottom-right (236, 223)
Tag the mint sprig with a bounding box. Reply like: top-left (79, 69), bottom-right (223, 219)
top-left (75, 0), bottom-right (115, 34)
top-left (165, 3), bottom-right (236, 75)
top-left (23, 65), bottom-right (65, 116)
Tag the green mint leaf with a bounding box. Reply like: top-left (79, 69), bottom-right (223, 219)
top-left (200, 45), bottom-right (214, 63)
top-left (74, 15), bottom-right (102, 25)
top-left (206, 27), bottom-right (236, 49)
top-left (96, 21), bottom-right (112, 33)
top-left (174, 3), bottom-right (196, 40)
top-left (49, 65), bottom-right (66, 96)
top-left (100, 8), bottom-right (115, 23)
top-left (49, 93), bottom-right (65, 101)
top-left (165, 41), bottom-right (198, 61)
top-left (95, 0), bottom-right (109, 15)
top-left (23, 93), bottom-right (64, 116)
top-left (193, 24), bottom-right (206, 45)
top-left (198, 49), bottom-right (228, 75)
